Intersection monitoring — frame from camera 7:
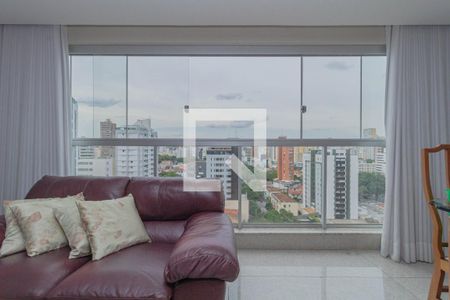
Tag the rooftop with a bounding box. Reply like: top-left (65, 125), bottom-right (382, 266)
top-left (266, 186), bottom-right (282, 193)
top-left (272, 192), bottom-right (296, 203)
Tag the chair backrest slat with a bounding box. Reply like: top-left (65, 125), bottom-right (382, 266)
top-left (421, 144), bottom-right (450, 260)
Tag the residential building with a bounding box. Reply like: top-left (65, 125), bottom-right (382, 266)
top-left (375, 148), bottom-right (386, 174)
top-left (358, 128), bottom-right (380, 163)
top-left (77, 145), bottom-right (96, 159)
top-left (359, 147), bottom-right (376, 162)
top-left (76, 158), bottom-right (113, 176)
top-left (359, 162), bottom-right (377, 173)
top-left (293, 147), bottom-right (305, 163)
top-left (270, 192), bottom-right (299, 216)
top-left (100, 119), bottom-right (116, 159)
top-left (303, 150), bottom-right (323, 215)
top-left (242, 147), bottom-right (254, 165)
top-left (266, 146), bottom-right (277, 168)
top-left (288, 184), bottom-right (302, 199)
top-left (326, 149), bottom-right (359, 220)
top-left (277, 137), bottom-right (294, 181)
top-left (206, 147), bottom-right (235, 200)
top-left (75, 145), bottom-right (113, 176)
top-left (303, 149), bottom-right (359, 220)
top-left (115, 119), bottom-right (157, 177)
top-left (265, 186), bottom-right (299, 216)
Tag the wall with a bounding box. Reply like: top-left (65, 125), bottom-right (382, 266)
top-left (67, 26), bottom-right (385, 46)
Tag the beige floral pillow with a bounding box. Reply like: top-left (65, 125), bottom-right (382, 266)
top-left (9, 194), bottom-right (84, 257)
top-left (54, 205), bottom-right (91, 259)
top-left (76, 194), bottom-right (150, 261)
top-left (0, 195), bottom-right (82, 257)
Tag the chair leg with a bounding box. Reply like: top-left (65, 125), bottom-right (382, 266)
top-left (428, 266), bottom-right (445, 300)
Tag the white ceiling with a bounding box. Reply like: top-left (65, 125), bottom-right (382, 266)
top-left (0, 0), bottom-right (449, 26)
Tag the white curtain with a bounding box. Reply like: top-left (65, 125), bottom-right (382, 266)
top-left (0, 25), bottom-right (71, 211)
top-left (381, 26), bottom-right (450, 263)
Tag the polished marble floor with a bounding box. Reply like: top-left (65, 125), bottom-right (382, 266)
top-left (227, 250), bottom-right (434, 300)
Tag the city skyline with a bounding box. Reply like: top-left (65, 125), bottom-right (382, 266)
top-left (73, 96), bottom-right (386, 142)
top-left (74, 114), bottom-right (385, 224)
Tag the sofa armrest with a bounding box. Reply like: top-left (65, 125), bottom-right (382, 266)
top-left (0, 215), bottom-right (6, 247)
top-left (164, 212), bottom-right (239, 283)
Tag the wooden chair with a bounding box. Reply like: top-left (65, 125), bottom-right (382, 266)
top-left (422, 144), bottom-right (450, 300)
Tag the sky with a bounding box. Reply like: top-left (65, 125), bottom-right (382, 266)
top-left (71, 56), bottom-right (386, 139)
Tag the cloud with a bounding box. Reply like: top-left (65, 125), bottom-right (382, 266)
top-left (216, 93), bottom-right (243, 101)
top-left (325, 61), bottom-right (353, 71)
top-left (200, 121), bottom-right (254, 129)
top-left (74, 98), bottom-right (122, 108)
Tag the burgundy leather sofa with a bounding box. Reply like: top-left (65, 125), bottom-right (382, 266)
top-left (0, 176), bottom-right (240, 300)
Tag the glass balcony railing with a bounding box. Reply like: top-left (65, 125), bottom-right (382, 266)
top-left (72, 140), bottom-right (386, 228)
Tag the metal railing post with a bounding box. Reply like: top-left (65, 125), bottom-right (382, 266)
top-left (321, 146), bottom-right (328, 230)
top-left (153, 146), bottom-right (158, 177)
top-left (237, 146), bottom-right (243, 229)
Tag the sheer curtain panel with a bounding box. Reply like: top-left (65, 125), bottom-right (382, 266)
top-left (381, 26), bottom-right (450, 263)
top-left (0, 25), bottom-right (71, 212)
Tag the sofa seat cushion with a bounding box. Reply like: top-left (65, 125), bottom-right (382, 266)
top-left (47, 243), bottom-right (174, 300)
top-left (0, 247), bottom-right (90, 299)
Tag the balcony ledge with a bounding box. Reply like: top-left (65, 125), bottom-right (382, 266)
top-left (235, 227), bottom-right (381, 250)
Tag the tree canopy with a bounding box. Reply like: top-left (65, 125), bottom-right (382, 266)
top-left (359, 172), bottom-right (385, 201)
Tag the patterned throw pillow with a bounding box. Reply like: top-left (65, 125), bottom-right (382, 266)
top-left (0, 195), bottom-right (82, 257)
top-left (9, 194), bottom-right (84, 257)
top-left (76, 194), bottom-right (150, 261)
top-left (54, 204), bottom-right (91, 259)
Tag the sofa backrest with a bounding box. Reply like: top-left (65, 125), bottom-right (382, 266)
top-left (26, 176), bottom-right (129, 200)
top-left (25, 176), bottom-right (224, 221)
top-left (126, 177), bottom-right (224, 221)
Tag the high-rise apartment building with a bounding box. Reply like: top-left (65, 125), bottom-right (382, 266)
top-left (242, 147), bottom-right (254, 165)
top-left (277, 137), bottom-right (294, 181)
top-left (359, 162), bottom-right (377, 173)
top-left (327, 149), bottom-right (359, 220)
top-left (375, 148), bottom-right (386, 174)
top-left (293, 147), bottom-right (305, 163)
top-left (359, 146), bottom-right (376, 162)
top-left (303, 150), bottom-right (323, 214)
top-left (206, 147), bottom-right (238, 200)
top-left (303, 149), bottom-right (359, 220)
top-left (75, 145), bottom-right (113, 176)
top-left (77, 145), bottom-right (96, 159)
top-left (76, 159), bottom-right (113, 176)
top-left (358, 128), bottom-right (379, 162)
top-left (266, 147), bottom-right (277, 168)
top-left (115, 119), bottom-right (157, 177)
top-left (100, 119), bottom-right (116, 158)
